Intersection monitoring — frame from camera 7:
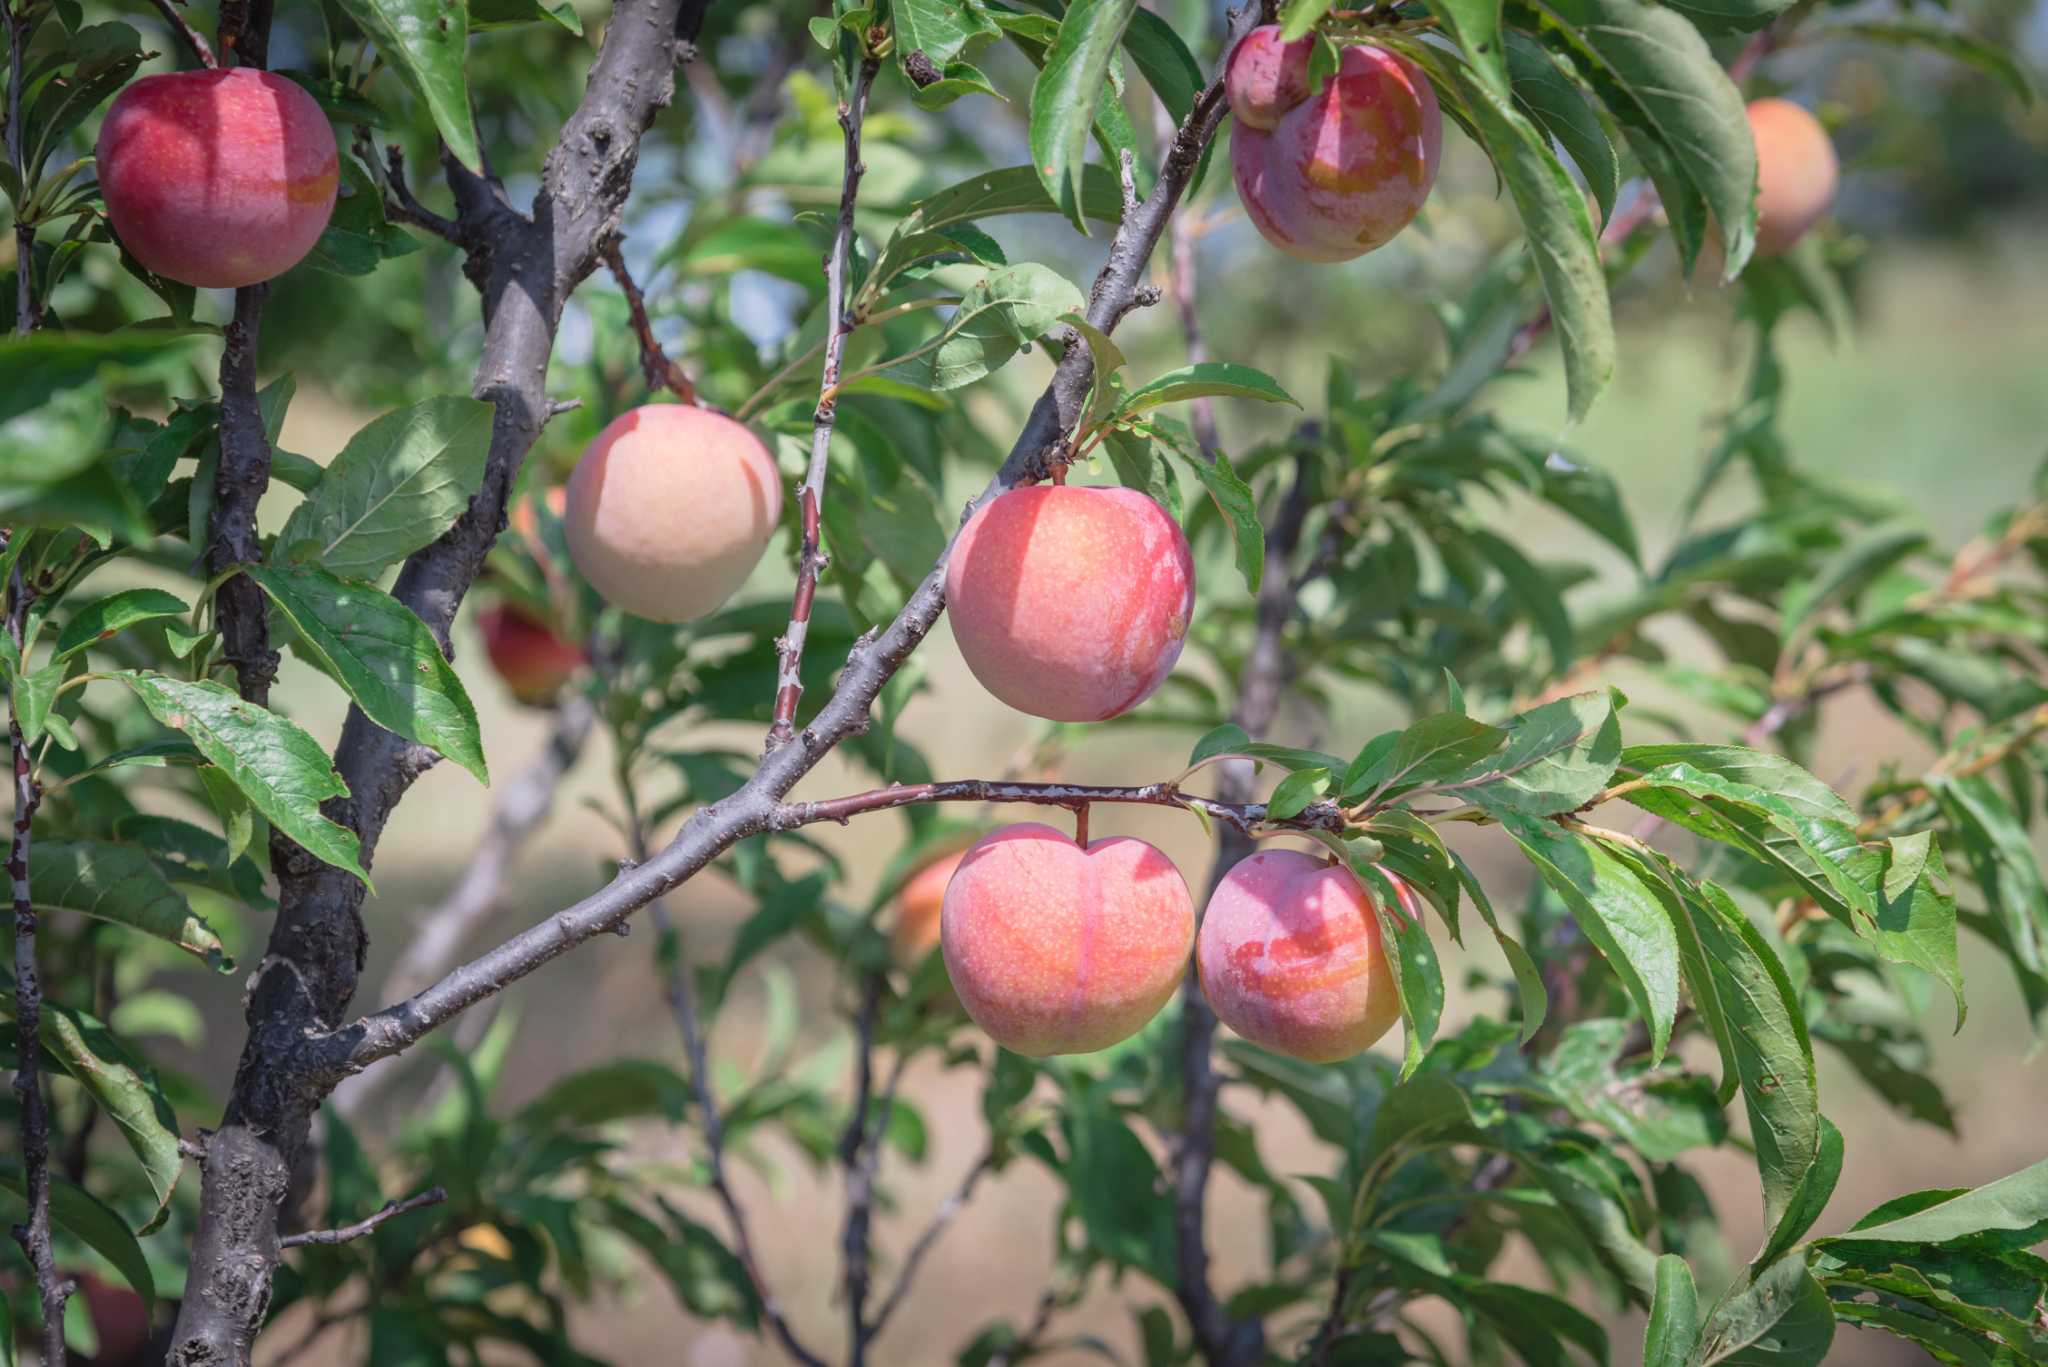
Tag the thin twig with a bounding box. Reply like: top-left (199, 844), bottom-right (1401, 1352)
top-left (1154, 103), bottom-right (1218, 459)
top-left (7, 563), bottom-right (70, 1365)
top-left (867, 1145), bottom-right (998, 1341)
top-left (279, 1186), bottom-right (447, 1247)
top-left (144, 0), bottom-right (217, 68)
top-left (7, 4), bottom-right (40, 333)
top-left (989, 1281), bottom-right (1065, 1367)
top-left (775, 777), bottom-right (1343, 835)
top-left (766, 54), bottom-right (880, 752)
top-left (601, 233), bottom-right (696, 401)
top-left (355, 133), bottom-right (460, 245)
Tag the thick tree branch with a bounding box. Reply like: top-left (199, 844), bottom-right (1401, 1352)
top-left (323, 21), bottom-right (1240, 1083)
top-left (766, 54), bottom-right (880, 752)
top-left (7, 565), bottom-right (70, 1366)
top-left (168, 3), bottom-right (708, 1360)
top-left (278, 1186), bottom-right (446, 1247)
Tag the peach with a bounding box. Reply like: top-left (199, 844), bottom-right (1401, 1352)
top-left (477, 601), bottom-right (585, 706)
top-left (1748, 97), bottom-right (1838, 257)
top-left (1197, 851), bottom-right (1413, 1062)
top-left (945, 485), bottom-right (1194, 722)
top-left (1228, 34), bottom-right (1441, 262)
top-left (891, 846), bottom-right (969, 963)
top-left (564, 405), bottom-right (783, 623)
top-left (941, 822), bottom-right (1194, 1055)
top-left (95, 70), bottom-right (338, 289)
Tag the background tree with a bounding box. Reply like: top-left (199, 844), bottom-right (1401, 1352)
top-left (3, 0), bottom-right (2045, 1364)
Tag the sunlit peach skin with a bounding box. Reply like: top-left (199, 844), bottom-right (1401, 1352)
top-left (478, 602), bottom-right (586, 706)
top-left (1748, 97), bottom-right (1839, 257)
top-left (945, 485), bottom-right (1194, 723)
top-left (1198, 851), bottom-right (1414, 1062)
top-left (941, 823), bottom-right (1194, 1056)
top-left (96, 69), bottom-right (338, 289)
top-left (892, 847), bottom-right (969, 964)
top-left (1228, 31), bottom-right (1442, 262)
top-left (564, 405), bottom-right (784, 623)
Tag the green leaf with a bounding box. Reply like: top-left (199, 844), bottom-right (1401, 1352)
top-left (1359, 865), bottom-right (1443, 1076)
top-left (115, 673), bottom-right (370, 887)
top-left (1883, 830), bottom-right (1933, 904)
top-left (1450, 851), bottom-right (1547, 1041)
top-left (1829, 1156), bottom-right (2048, 1246)
top-left (1122, 10), bottom-right (1204, 124)
top-left (1187, 722), bottom-right (1252, 768)
top-left (273, 396), bottom-right (493, 579)
top-left (332, 0), bottom-right (482, 173)
top-left (894, 0), bottom-right (996, 73)
top-left (1934, 775), bottom-right (2047, 976)
top-left (1503, 818), bottom-right (1679, 1060)
top-left (1657, 0), bottom-right (1791, 33)
top-left (1433, 52), bottom-right (1613, 422)
top-left (1171, 448), bottom-right (1263, 594)
top-left (0, 980), bottom-right (183, 1233)
top-left (1459, 690), bottom-right (1623, 817)
top-left (1695, 1252), bottom-right (1835, 1364)
top-left (1063, 1084), bottom-right (1175, 1283)
top-left (1425, 0), bottom-right (1508, 100)
top-left (0, 1165), bottom-right (155, 1310)
top-left (520, 1059), bottom-right (693, 1129)
top-left (1278, 0), bottom-right (1337, 42)
top-left (924, 264), bottom-right (1084, 390)
top-left (27, 840), bottom-right (233, 970)
top-left (1778, 524), bottom-right (1927, 642)
top-left (909, 59), bottom-right (1004, 111)
top-left (1115, 363), bottom-right (1300, 417)
top-left (1538, 1019), bottom-right (1725, 1160)
top-left (53, 588), bottom-right (190, 660)
top-left (610, 1196), bottom-right (763, 1325)
top-left (1645, 1255), bottom-right (1701, 1367)
top-left (1268, 767), bottom-right (1332, 820)
top-left (245, 563), bottom-right (487, 783)
top-left (11, 658), bottom-right (64, 748)
top-left (1346, 712), bottom-right (1509, 801)
top-left (1533, 0), bottom-right (1758, 279)
top-left (1619, 745), bottom-right (1856, 825)
top-left (1755, 1116), bottom-right (1841, 1270)
top-left (1829, 21), bottom-right (2035, 107)
top-left (882, 164), bottom-right (1127, 245)
top-left (1029, 0), bottom-right (1141, 232)
top-left (1505, 33), bottom-right (1619, 224)
top-left (1468, 526), bottom-right (1577, 668)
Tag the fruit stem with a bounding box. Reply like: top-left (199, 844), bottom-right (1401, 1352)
top-left (1073, 803), bottom-right (1090, 847)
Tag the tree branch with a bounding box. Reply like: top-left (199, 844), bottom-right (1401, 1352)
top-left (867, 1144), bottom-right (997, 1341)
top-left (168, 2), bottom-right (709, 1359)
top-left (278, 1186), bottom-right (446, 1248)
top-left (600, 232), bottom-right (697, 401)
top-left (8, 564), bottom-right (71, 1366)
top-left (144, 0), bottom-right (218, 70)
top-left (7, 4), bottom-right (40, 334)
top-left (774, 777), bottom-right (1342, 834)
top-left (1175, 454), bottom-right (1317, 1367)
top-left (840, 971), bottom-right (886, 1367)
top-left (356, 133), bottom-right (460, 245)
top-left (323, 20), bottom-right (1240, 1085)
top-left (766, 54), bottom-right (880, 752)
top-left (209, 284), bottom-right (279, 702)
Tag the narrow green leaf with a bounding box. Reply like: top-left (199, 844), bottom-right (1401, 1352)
top-left (1425, 0), bottom-right (1508, 99)
top-left (27, 841), bottom-right (233, 970)
top-left (12, 658), bottom-right (64, 747)
top-left (1359, 865), bottom-right (1442, 1076)
top-left (1935, 775), bottom-right (2047, 976)
top-left (115, 672), bottom-right (370, 887)
top-left (1695, 1252), bottom-right (1835, 1365)
top-left (1172, 447), bottom-right (1263, 594)
top-left (0, 980), bottom-right (183, 1233)
top-left (0, 1164), bottom-right (155, 1308)
top-left (273, 396), bottom-right (493, 579)
top-left (1645, 1255), bottom-right (1701, 1367)
top-left (1267, 767), bottom-right (1332, 820)
top-left (53, 588), bottom-right (190, 660)
top-left (1278, 0), bottom-right (1337, 42)
top-left (1829, 1155), bottom-right (2048, 1246)
top-left (1468, 526), bottom-right (1577, 667)
top-left (1505, 33), bottom-right (1619, 224)
top-left (1348, 711), bottom-right (1509, 801)
top-left (1116, 362), bottom-right (1299, 417)
top-left (1450, 851), bottom-right (1547, 1040)
top-left (1755, 1116), bottom-right (1842, 1270)
top-left (924, 263), bottom-right (1083, 390)
top-left (1779, 524), bottom-right (1927, 642)
top-left (246, 563), bottom-right (487, 783)
top-left (1883, 829), bottom-right (1933, 903)
top-left (1459, 689), bottom-right (1623, 816)
top-left (333, 0), bottom-right (482, 172)
top-left (1029, 0), bottom-right (1141, 232)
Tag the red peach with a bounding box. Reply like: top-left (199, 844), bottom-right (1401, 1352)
top-left (945, 485), bottom-right (1194, 723)
top-left (1747, 97), bottom-right (1838, 257)
top-left (1225, 26), bottom-right (1313, 132)
top-left (1229, 37), bottom-right (1442, 262)
top-left (477, 602), bottom-right (586, 706)
top-left (941, 822), bottom-right (1194, 1056)
top-left (891, 846), bottom-right (969, 964)
top-left (95, 69), bottom-right (338, 289)
top-left (564, 405), bottom-right (783, 623)
top-left (1197, 851), bottom-right (1411, 1062)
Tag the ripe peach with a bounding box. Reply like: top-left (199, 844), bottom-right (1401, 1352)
top-left (1748, 97), bottom-right (1838, 257)
top-left (1197, 851), bottom-right (1413, 1062)
top-left (564, 405), bottom-right (783, 623)
top-left (945, 485), bottom-right (1194, 723)
top-left (891, 845), bottom-right (969, 964)
top-left (95, 70), bottom-right (338, 289)
top-left (1228, 33), bottom-right (1441, 262)
top-left (941, 822), bottom-right (1194, 1056)
top-left (477, 602), bottom-right (585, 706)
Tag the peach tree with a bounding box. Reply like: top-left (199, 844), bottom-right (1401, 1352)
top-left (2, 0), bottom-right (2044, 1363)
